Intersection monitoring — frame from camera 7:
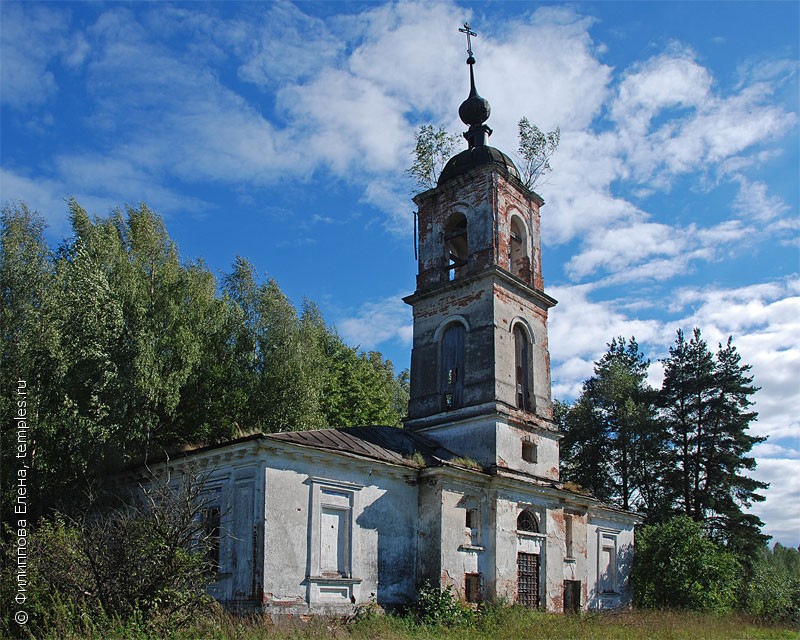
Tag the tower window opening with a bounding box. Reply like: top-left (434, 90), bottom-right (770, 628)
top-left (514, 325), bottom-right (532, 410)
top-left (509, 216), bottom-right (529, 279)
top-left (441, 322), bottom-right (466, 410)
top-left (522, 440), bottom-right (537, 463)
top-left (444, 213), bottom-right (468, 280)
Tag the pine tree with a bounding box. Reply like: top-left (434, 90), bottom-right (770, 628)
top-left (559, 337), bottom-right (664, 514)
top-left (659, 328), bottom-right (768, 553)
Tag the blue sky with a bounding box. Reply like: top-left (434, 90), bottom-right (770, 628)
top-left (1, 1), bottom-right (798, 546)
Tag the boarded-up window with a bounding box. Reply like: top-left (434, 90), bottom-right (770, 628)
top-left (232, 483), bottom-right (254, 598)
top-left (442, 323), bottom-right (465, 410)
top-left (465, 573), bottom-right (482, 603)
top-left (444, 213), bottom-right (468, 280)
top-left (321, 507), bottom-right (349, 577)
top-left (517, 552), bottom-right (540, 608)
top-left (599, 533), bottom-right (617, 593)
top-left (522, 440), bottom-right (537, 463)
top-left (564, 580), bottom-right (581, 613)
top-left (514, 325), bottom-right (532, 410)
top-left (565, 514), bottom-right (574, 558)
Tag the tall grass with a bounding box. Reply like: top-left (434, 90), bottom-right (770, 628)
top-left (20, 605), bottom-right (798, 640)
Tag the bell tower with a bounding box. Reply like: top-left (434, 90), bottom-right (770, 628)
top-left (404, 25), bottom-right (560, 479)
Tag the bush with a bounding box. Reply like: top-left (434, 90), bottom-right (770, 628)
top-left (413, 581), bottom-right (474, 626)
top-left (741, 543), bottom-right (800, 624)
top-left (632, 516), bottom-right (741, 612)
top-left (1, 470), bottom-right (216, 637)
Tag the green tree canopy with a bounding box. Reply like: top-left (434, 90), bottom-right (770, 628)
top-left (1, 201), bottom-right (408, 524)
top-left (660, 328), bottom-right (768, 555)
top-left (559, 337), bottom-right (664, 514)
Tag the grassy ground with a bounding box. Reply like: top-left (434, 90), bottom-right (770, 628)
top-left (25, 607), bottom-right (799, 640)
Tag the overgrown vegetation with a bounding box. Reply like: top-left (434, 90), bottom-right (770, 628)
top-left (7, 603), bottom-right (798, 639)
top-left (0, 469), bottom-right (217, 638)
top-left (406, 117), bottom-right (560, 192)
top-left (1, 201), bottom-right (409, 524)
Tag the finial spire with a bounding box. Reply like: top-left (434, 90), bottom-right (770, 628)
top-left (457, 22), bottom-right (491, 148)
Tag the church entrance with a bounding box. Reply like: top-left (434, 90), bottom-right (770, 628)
top-left (516, 552), bottom-right (540, 608)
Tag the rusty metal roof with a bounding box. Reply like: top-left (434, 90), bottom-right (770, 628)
top-left (267, 425), bottom-right (462, 469)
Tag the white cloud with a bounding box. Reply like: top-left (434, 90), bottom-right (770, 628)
top-left (336, 293), bottom-right (413, 352)
top-left (732, 176), bottom-right (790, 221)
top-left (0, 169), bottom-right (71, 235)
top-left (746, 458), bottom-right (800, 547)
top-left (0, 4), bottom-right (70, 110)
top-left (548, 284), bottom-right (663, 398)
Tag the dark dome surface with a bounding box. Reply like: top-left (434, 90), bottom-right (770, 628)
top-left (438, 145), bottom-right (521, 186)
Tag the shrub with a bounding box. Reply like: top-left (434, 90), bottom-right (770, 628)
top-left (741, 543), bottom-right (800, 624)
top-left (0, 469), bottom-right (216, 637)
top-left (632, 516), bottom-right (741, 612)
top-left (413, 581), bottom-right (474, 626)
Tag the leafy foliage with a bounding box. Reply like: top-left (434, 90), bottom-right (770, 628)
top-left (660, 329), bottom-right (768, 555)
top-left (406, 125), bottom-right (460, 191)
top-left (412, 581), bottom-right (474, 626)
top-left (559, 330), bottom-right (768, 557)
top-left (517, 118), bottom-right (560, 189)
top-left (632, 516), bottom-right (741, 612)
top-left (559, 338), bottom-right (664, 513)
top-left (0, 470), bottom-right (216, 636)
top-left (741, 543), bottom-right (800, 624)
top-left (1, 202), bottom-right (408, 524)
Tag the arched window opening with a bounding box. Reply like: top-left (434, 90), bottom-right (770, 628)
top-left (441, 322), bottom-right (466, 410)
top-left (444, 213), bottom-right (468, 281)
top-left (509, 217), bottom-right (529, 279)
top-left (514, 325), bottom-right (532, 411)
top-left (517, 509), bottom-right (539, 533)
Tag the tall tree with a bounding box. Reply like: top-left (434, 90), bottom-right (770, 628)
top-left (559, 338), bottom-right (664, 514)
top-left (0, 204), bottom-right (61, 519)
top-left (660, 328), bottom-right (768, 553)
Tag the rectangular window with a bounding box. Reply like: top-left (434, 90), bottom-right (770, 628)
top-left (320, 506), bottom-right (349, 577)
top-left (563, 580), bottom-right (581, 613)
top-left (517, 552), bottom-right (540, 609)
top-left (565, 514), bottom-right (574, 558)
top-left (522, 440), bottom-right (537, 463)
top-left (465, 573), bottom-right (482, 603)
top-left (464, 507), bottom-right (480, 546)
top-left (599, 533), bottom-right (618, 593)
top-left (203, 506), bottom-right (221, 572)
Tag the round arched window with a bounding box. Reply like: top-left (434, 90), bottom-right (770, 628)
top-left (517, 509), bottom-right (539, 533)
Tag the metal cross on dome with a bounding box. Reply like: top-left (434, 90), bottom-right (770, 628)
top-left (459, 22), bottom-right (477, 60)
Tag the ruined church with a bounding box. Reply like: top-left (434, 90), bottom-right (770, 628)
top-left (131, 30), bottom-right (639, 615)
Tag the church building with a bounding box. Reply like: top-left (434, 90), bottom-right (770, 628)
top-left (128, 29), bottom-right (639, 616)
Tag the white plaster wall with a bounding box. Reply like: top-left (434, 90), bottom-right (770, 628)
top-left (260, 447), bottom-right (419, 613)
top-left (438, 479), bottom-right (490, 599)
top-left (495, 422), bottom-right (559, 479)
top-left (586, 511), bottom-right (636, 610)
